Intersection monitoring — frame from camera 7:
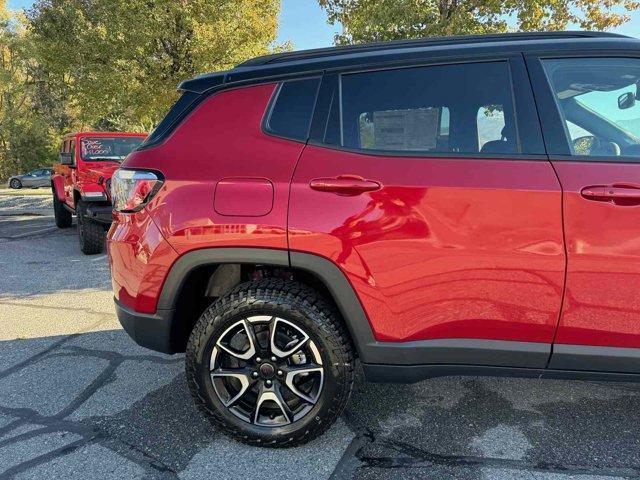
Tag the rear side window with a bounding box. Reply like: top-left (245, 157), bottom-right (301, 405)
top-left (339, 61), bottom-right (518, 155)
top-left (141, 91), bottom-right (201, 148)
top-left (542, 57), bottom-right (640, 160)
top-left (265, 78), bottom-right (320, 141)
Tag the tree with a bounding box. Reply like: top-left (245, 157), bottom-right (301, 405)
top-left (0, 1), bottom-right (58, 180)
top-left (27, 0), bottom-right (283, 131)
top-left (318, 0), bottom-right (640, 44)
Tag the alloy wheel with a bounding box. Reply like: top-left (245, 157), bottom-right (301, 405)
top-left (209, 316), bottom-right (324, 427)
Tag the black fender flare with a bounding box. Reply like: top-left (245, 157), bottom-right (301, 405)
top-left (155, 247), bottom-right (375, 360)
top-left (154, 247), bottom-right (549, 368)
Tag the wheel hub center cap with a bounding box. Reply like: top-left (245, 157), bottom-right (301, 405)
top-left (259, 362), bottom-right (275, 379)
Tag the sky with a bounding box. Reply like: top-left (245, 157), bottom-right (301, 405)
top-left (7, 0), bottom-right (640, 50)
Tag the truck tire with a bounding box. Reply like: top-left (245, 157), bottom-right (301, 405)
top-left (53, 191), bottom-right (72, 228)
top-left (77, 200), bottom-right (104, 255)
top-left (186, 278), bottom-right (355, 447)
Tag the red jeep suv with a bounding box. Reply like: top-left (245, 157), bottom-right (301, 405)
top-left (108, 32), bottom-right (640, 447)
top-left (52, 132), bottom-right (146, 254)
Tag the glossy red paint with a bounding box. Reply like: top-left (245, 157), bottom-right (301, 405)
top-left (552, 161), bottom-right (640, 348)
top-left (289, 145), bottom-right (566, 343)
top-left (108, 84), bottom-right (302, 310)
top-left (115, 84), bottom-right (298, 257)
top-left (214, 178), bottom-right (274, 217)
top-left (108, 211), bottom-right (178, 313)
top-left (52, 131), bottom-right (147, 208)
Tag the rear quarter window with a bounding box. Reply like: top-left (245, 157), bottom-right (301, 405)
top-left (265, 78), bottom-right (321, 141)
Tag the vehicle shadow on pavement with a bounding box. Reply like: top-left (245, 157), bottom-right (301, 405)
top-left (0, 329), bottom-right (353, 479)
top-left (2, 328), bottom-right (640, 480)
top-left (337, 371), bottom-right (640, 479)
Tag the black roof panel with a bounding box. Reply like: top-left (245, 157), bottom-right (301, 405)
top-left (239, 31), bottom-right (627, 67)
top-left (179, 31), bottom-right (638, 94)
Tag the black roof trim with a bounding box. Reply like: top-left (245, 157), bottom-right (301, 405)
top-left (178, 31), bottom-right (636, 94)
top-left (238, 31), bottom-right (628, 67)
top-left (178, 71), bottom-right (227, 94)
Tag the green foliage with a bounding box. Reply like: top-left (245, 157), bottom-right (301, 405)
top-left (318, 0), bottom-right (640, 44)
top-left (0, 0), bottom-right (282, 180)
top-left (0, 2), bottom-right (59, 180)
top-left (28, 0), bottom-right (282, 131)
top-left (29, 0), bottom-right (280, 131)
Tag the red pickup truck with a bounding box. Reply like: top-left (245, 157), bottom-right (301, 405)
top-left (52, 132), bottom-right (146, 254)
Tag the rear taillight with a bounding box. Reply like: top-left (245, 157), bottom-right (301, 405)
top-left (111, 169), bottom-right (163, 213)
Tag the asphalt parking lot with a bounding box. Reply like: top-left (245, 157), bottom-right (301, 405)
top-left (1, 193), bottom-right (640, 479)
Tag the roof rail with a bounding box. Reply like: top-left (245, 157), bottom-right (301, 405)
top-left (239, 31), bottom-right (628, 68)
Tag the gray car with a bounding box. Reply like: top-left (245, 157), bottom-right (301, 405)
top-left (8, 168), bottom-right (53, 189)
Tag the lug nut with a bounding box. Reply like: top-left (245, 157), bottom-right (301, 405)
top-left (255, 357), bottom-right (261, 363)
top-left (277, 370), bottom-right (283, 376)
top-left (252, 371), bottom-right (258, 378)
top-left (266, 380), bottom-right (272, 387)
top-left (271, 356), bottom-right (277, 362)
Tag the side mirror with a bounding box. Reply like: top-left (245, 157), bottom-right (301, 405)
top-left (572, 135), bottom-right (597, 155)
top-left (59, 152), bottom-right (73, 166)
top-left (618, 91), bottom-right (636, 110)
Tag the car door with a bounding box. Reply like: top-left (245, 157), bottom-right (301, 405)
top-left (288, 56), bottom-right (566, 368)
top-left (528, 55), bottom-right (640, 373)
top-left (36, 169), bottom-right (51, 187)
top-left (63, 139), bottom-right (77, 206)
top-left (29, 170), bottom-right (41, 187)
top-left (31, 169), bottom-right (46, 187)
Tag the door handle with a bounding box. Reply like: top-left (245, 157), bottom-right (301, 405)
top-left (309, 175), bottom-right (381, 195)
top-left (581, 185), bottom-right (640, 203)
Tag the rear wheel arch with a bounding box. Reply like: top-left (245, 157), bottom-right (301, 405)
top-left (51, 175), bottom-right (66, 201)
top-left (162, 248), bottom-right (372, 358)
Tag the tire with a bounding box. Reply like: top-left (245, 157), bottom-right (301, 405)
top-left (186, 278), bottom-right (355, 447)
top-left (52, 191), bottom-right (72, 228)
top-left (76, 200), bottom-right (104, 255)
top-left (9, 179), bottom-right (21, 189)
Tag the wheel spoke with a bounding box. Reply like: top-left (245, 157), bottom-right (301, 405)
top-left (210, 368), bottom-right (254, 407)
top-left (253, 384), bottom-right (292, 425)
top-left (274, 382), bottom-right (294, 423)
top-left (269, 318), bottom-right (309, 358)
top-left (243, 318), bottom-right (261, 354)
top-left (215, 319), bottom-right (257, 360)
top-left (283, 364), bottom-right (324, 404)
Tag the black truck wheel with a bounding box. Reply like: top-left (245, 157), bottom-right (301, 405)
top-left (77, 200), bottom-right (105, 255)
top-left (53, 191), bottom-right (72, 228)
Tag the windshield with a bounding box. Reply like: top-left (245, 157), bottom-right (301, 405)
top-left (80, 137), bottom-right (144, 161)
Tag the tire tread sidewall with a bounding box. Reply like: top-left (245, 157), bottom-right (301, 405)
top-left (185, 279), bottom-right (355, 448)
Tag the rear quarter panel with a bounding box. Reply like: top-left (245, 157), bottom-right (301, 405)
top-left (121, 83), bottom-right (302, 254)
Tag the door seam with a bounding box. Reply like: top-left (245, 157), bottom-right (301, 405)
top-left (546, 161), bottom-right (569, 368)
top-left (521, 52), bottom-right (568, 367)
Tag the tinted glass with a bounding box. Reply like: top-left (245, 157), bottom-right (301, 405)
top-left (543, 57), bottom-right (640, 159)
top-left (142, 91), bottom-right (200, 148)
top-left (266, 78), bottom-right (320, 141)
top-left (340, 62), bottom-right (518, 155)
